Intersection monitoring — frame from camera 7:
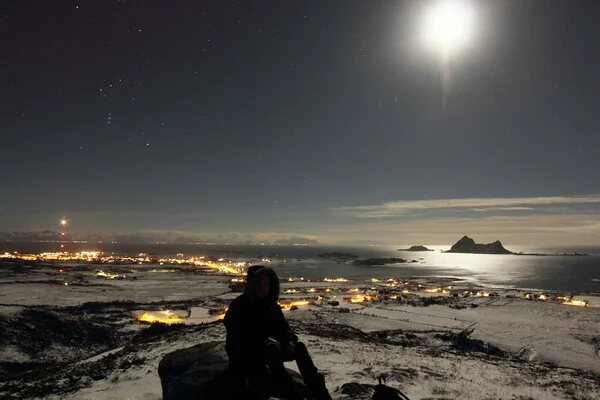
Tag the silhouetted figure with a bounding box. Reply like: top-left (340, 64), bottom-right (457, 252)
top-left (224, 265), bottom-right (332, 400)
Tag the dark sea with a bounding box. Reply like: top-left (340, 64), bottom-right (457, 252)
top-left (3, 242), bottom-right (600, 293)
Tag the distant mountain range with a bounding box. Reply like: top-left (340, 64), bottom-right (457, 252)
top-left (0, 230), bottom-right (67, 242)
top-left (336, 239), bottom-right (389, 246)
top-left (0, 231), bottom-right (319, 246)
top-left (272, 237), bottom-right (319, 246)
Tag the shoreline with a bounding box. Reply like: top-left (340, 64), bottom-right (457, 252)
top-left (1, 257), bottom-right (599, 304)
top-left (1, 261), bottom-right (599, 399)
top-left (3, 244), bottom-right (600, 293)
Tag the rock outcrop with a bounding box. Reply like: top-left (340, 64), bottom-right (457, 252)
top-left (397, 245), bottom-right (434, 252)
top-left (318, 252), bottom-right (360, 261)
top-left (352, 257), bottom-right (407, 265)
top-left (158, 341), bottom-right (309, 400)
top-left (446, 236), bottom-right (513, 254)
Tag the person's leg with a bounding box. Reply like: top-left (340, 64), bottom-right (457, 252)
top-left (294, 342), bottom-right (332, 400)
top-left (244, 363), bottom-right (270, 400)
top-left (265, 341), bottom-right (304, 400)
top-left (293, 342), bottom-right (318, 378)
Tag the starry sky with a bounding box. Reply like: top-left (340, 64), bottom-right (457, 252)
top-left (1, 0), bottom-right (599, 245)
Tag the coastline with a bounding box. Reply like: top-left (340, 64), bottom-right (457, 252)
top-left (1, 259), bottom-right (599, 399)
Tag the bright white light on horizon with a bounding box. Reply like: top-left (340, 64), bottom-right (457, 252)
top-left (60, 218), bottom-right (68, 227)
top-left (423, 0), bottom-right (475, 54)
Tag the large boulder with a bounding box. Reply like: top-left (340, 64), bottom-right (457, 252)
top-left (158, 341), bottom-right (310, 400)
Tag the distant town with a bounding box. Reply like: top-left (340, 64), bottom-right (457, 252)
top-left (0, 251), bottom-right (248, 275)
top-left (0, 250), bottom-right (590, 308)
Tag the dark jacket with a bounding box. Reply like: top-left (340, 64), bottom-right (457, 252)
top-left (224, 267), bottom-right (296, 368)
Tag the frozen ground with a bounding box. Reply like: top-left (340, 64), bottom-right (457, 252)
top-left (1, 260), bottom-right (599, 399)
top-left (0, 263), bottom-right (228, 306)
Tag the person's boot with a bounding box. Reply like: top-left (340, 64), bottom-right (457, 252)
top-left (306, 372), bottom-right (332, 400)
top-left (282, 373), bottom-right (306, 400)
top-left (247, 378), bottom-right (270, 400)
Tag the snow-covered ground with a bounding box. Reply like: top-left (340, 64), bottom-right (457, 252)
top-left (340, 300), bottom-right (600, 372)
top-left (1, 261), bottom-right (599, 399)
top-left (57, 322), bottom-right (600, 400)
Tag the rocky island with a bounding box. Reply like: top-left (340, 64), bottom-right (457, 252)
top-left (445, 235), bottom-right (513, 254)
top-left (319, 253), bottom-right (412, 265)
top-left (397, 245), bottom-right (434, 252)
top-left (317, 252), bottom-right (360, 261)
top-left (352, 257), bottom-right (409, 265)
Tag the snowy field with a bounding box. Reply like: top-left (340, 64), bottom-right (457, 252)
top-left (1, 261), bottom-right (599, 399)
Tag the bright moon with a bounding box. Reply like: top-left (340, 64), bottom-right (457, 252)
top-left (423, 0), bottom-right (475, 54)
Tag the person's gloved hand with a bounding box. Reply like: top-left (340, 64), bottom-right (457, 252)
top-left (282, 341), bottom-right (296, 360)
top-left (286, 341), bottom-right (295, 355)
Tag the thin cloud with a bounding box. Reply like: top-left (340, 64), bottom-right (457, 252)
top-left (311, 213), bottom-right (600, 246)
top-left (335, 195), bottom-right (600, 218)
top-left (471, 207), bottom-right (535, 212)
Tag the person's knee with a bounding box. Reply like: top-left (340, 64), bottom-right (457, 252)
top-left (295, 341), bottom-right (309, 357)
top-left (295, 341), bottom-right (307, 352)
top-left (265, 341), bottom-right (282, 361)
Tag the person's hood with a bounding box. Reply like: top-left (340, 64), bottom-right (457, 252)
top-left (245, 266), bottom-right (280, 304)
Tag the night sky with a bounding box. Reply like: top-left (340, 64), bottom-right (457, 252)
top-left (2, 1), bottom-right (599, 245)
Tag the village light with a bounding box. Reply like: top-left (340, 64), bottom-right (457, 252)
top-left (324, 277), bottom-right (348, 283)
top-left (279, 300), bottom-right (311, 310)
top-left (560, 298), bottom-right (589, 307)
top-left (136, 310), bottom-right (182, 324)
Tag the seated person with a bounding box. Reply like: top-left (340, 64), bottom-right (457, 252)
top-left (224, 265), bottom-right (332, 400)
